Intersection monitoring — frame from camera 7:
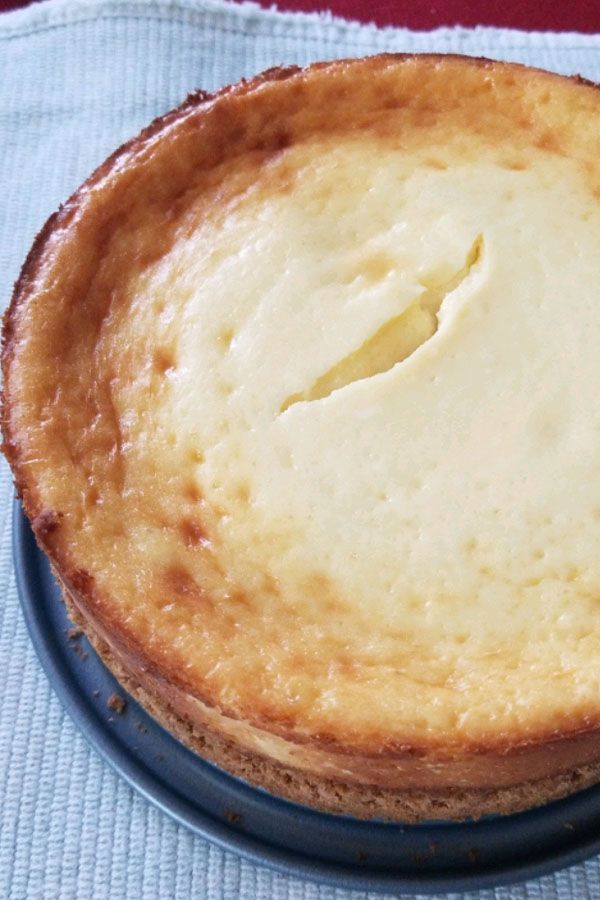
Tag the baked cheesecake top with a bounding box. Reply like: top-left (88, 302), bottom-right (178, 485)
top-left (5, 55), bottom-right (600, 756)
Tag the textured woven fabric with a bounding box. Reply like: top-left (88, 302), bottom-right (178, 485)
top-left (1, 2), bottom-right (600, 897)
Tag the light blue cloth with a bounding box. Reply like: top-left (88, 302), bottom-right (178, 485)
top-left (1, 2), bottom-right (600, 897)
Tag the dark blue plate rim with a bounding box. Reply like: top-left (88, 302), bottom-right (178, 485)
top-left (13, 499), bottom-right (600, 893)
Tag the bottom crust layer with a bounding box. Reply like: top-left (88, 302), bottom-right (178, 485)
top-left (61, 590), bottom-right (600, 823)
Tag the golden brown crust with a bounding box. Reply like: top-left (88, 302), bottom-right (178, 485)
top-left (62, 584), bottom-right (600, 822)
top-left (5, 54), bottom-right (600, 820)
top-left (53, 557), bottom-right (600, 804)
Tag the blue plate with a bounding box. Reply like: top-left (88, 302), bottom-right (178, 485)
top-left (12, 500), bottom-right (600, 893)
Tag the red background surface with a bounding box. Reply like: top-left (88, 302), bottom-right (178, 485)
top-left (0, 0), bottom-right (599, 32)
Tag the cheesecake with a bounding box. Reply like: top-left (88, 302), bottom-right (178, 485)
top-left (5, 54), bottom-right (600, 821)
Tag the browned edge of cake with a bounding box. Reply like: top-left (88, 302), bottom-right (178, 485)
top-left (60, 579), bottom-right (600, 822)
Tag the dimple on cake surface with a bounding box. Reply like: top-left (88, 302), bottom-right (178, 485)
top-left (5, 54), bottom-right (600, 819)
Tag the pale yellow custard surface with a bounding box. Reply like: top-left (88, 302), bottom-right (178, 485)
top-left (5, 56), bottom-right (600, 796)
